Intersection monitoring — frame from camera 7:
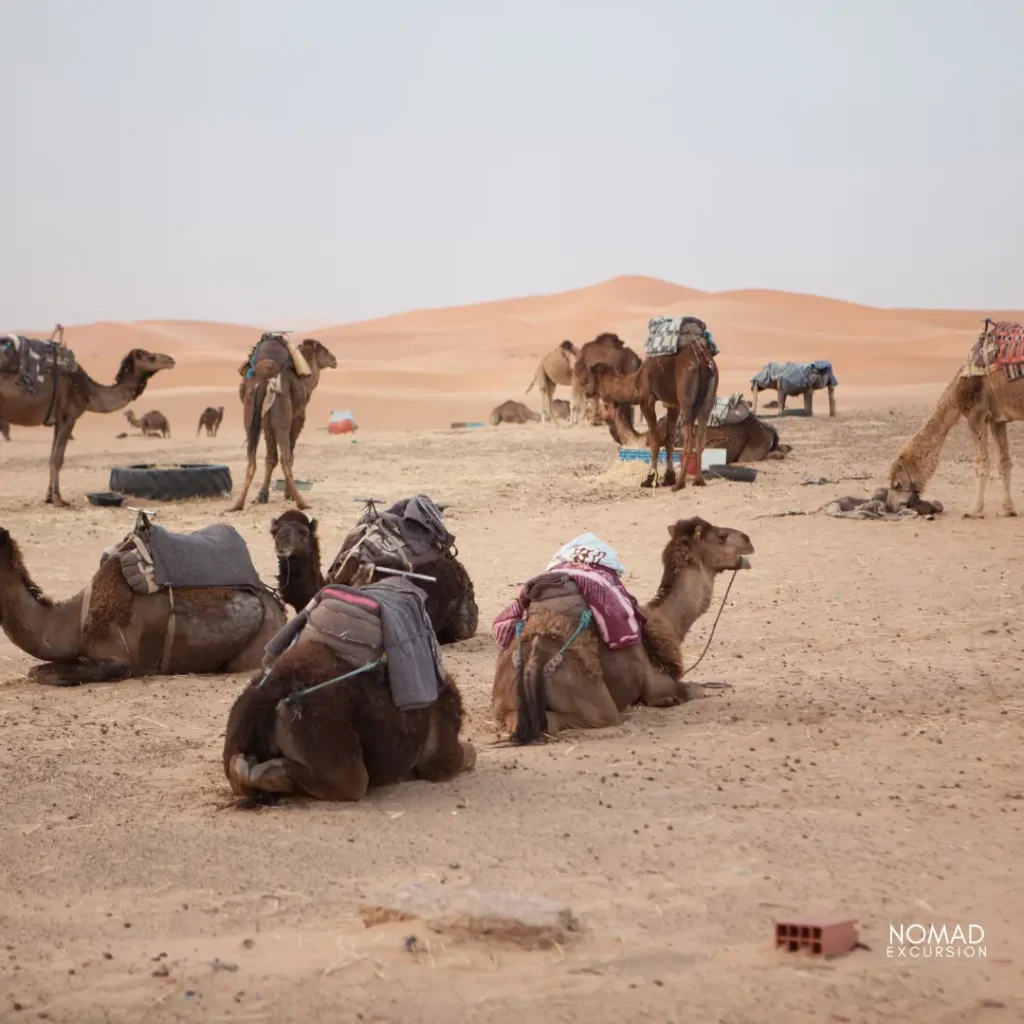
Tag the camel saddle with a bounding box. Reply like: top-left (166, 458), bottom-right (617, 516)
top-left (238, 332), bottom-right (311, 379)
top-left (103, 521), bottom-right (265, 596)
top-left (328, 495), bottom-right (456, 578)
top-left (645, 317), bottom-right (720, 359)
top-left (966, 321), bottom-right (1024, 381)
top-left (0, 335), bottom-right (79, 425)
top-left (708, 392), bottom-right (751, 428)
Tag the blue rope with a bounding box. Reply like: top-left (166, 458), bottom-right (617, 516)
top-left (558, 609), bottom-right (592, 654)
top-left (283, 655), bottom-right (386, 705)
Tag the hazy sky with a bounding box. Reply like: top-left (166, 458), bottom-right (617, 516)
top-left (2, 0), bottom-right (1022, 326)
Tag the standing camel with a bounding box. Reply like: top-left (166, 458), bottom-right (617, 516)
top-left (888, 340), bottom-right (1024, 518)
top-left (570, 334), bottom-right (642, 427)
top-left (229, 338), bottom-right (337, 512)
top-left (0, 348), bottom-right (175, 506)
top-left (197, 406), bottom-right (224, 436)
top-left (525, 340), bottom-right (577, 425)
top-left (580, 344), bottom-right (718, 489)
top-left (125, 409), bottom-right (171, 437)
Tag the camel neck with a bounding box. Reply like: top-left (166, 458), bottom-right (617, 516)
top-left (648, 563), bottom-right (716, 643)
top-left (86, 374), bottom-right (148, 414)
top-left (0, 566), bottom-right (82, 661)
top-left (900, 377), bottom-right (965, 488)
top-left (277, 555), bottom-right (323, 612)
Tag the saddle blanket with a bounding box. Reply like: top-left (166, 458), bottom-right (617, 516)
top-left (493, 562), bottom-right (645, 651)
top-left (239, 332), bottom-right (311, 379)
top-left (645, 316), bottom-right (720, 358)
top-left (751, 360), bottom-right (837, 395)
top-left (966, 322), bottom-right (1024, 381)
top-left (708, 392), bottom-right (749, 428)
top-left (0, 336), bottom-right (79, 395)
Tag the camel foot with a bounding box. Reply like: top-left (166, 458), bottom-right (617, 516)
top-left (671, 477), bottom-right (686, 492)
top-left (963, 511), bottom-right (985, 520)
top-left (293, 498), bottom-right (310, 511)
top-left (226, 501), bottom-right (245, 513)
top-left (640, 476), bottom-right (656, 489)
top-left (692, 476), bottom-right (707, 487)
top-left (460, 739), bottom-right (477, 772)
top-left (662, 469), bottom-right (677, 488)
top-left (998, 507), bottom-right (1018, 518)
top-left (44, 495), bottom-right (71, 509)
top-left (30, 665), bottom-right (82, 687)
top-left (256, 489), bottom-right (269, 504)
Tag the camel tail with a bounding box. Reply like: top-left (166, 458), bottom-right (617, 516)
top-left (511, 641), bottom-right (549, 745)
top-left (196, 417), bottom-right (202, 438)
top-left (490, 408), bottom-right (502, 426)
top-left (245, 360), bottom-right (278, 459)
top-left (525, 375), bottom-right (536, 395)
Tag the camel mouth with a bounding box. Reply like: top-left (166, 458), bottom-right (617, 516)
top-left (735, 556), bottom-right (752, 570)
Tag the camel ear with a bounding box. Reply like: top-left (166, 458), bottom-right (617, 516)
top-left (308, 518), bottom-right (318, 534)
top-left (0, 528), bottom-right (9, 547)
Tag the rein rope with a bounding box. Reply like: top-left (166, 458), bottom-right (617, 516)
top-left (686, 568), bottom-right (739, 677)
top-left (282, 655), bottom-right (387, 706)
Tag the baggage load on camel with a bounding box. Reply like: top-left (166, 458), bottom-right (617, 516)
top-left (264, 577), bottom-right (447, 711)
top-left (238, 331), bottom-right (311, 379)
top-left (751, 360), bottom-right (837, 395)
top-left (0, 335), bottom-right (79, 395)
top-left (494, 533), bottom-right (645, 650)
top-left (966, 321), bottom-right (1024, 380)
top-left (644, 317), bottom-right (719, 358)
top-left (708, 392), bottom-right (750, 428)
top-left (328, 494), bottom-right (455, 577)
top-left (103, 520), bottom-right (265, 596)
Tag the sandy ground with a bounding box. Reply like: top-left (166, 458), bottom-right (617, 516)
top-left (1, 396), bottom-right (1023, 1023)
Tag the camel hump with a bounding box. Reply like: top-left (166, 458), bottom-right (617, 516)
top-left (253, 358), bottom-right (281, 383)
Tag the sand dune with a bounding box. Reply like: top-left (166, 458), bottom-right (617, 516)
top-left (6, 275), bottom-right (1022, 434)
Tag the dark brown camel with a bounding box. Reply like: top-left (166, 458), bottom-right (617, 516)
top-left (570, 333), bottom-right (642, 427)
top-left (491, 399), bottom-right (540, 425)
top-left (197, 406), bottom-right (224, 437)
top-left (271, 509), bottom-right (325, 613)
top-left (229, 338), bottom-right (337, 512)
top-left (223, 585), bottom-right (476, 803)
top-left (0, 348), bottom-right (175, 506)
top-left (581, 350), bottom-right (718, 489)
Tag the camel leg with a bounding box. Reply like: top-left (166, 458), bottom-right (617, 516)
top-left (256, 431), bottom-right (279, 505)
top-left (751, 387), bottom-right (759, 414)
top-left (804, 391), bottom-right (813, 416)
top-left (965, 409), bottom-right (991, 519)
top-left (228, 453), bottom-right (260, 512)
top-left (44, 415), bottom-right (76, 507)
top-left (669, 410), bottom-right (690, 491)
top-left (828, 385), bottom-right (837, 417)
top-left (545, 675), bottom-right (621, 734)
top-left (640, 667), bottom-right (687, 707)
top-left (279, 417), bottom-right (309, 510)
top-left (778, 391), bottom-right (787, 416)
top-left (30, 660), bottom-right (131, 687)
top-left (990, 420), bottom-right (1017, 517)
top-left (639, 398), bottom-right (661, 488)
top-left (690, 415), bottom-right (710, 487)
top-left (415, 705), bottom-right (476, 781)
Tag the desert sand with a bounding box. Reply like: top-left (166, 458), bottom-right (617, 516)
top-left (1, 277), bottom-right (1023, 1023)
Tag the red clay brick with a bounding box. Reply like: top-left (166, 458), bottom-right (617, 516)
top-left (775, 916), bottom-right (858, 958)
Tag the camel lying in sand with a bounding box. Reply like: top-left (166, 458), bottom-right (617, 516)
top-left (492, 518), bottom-right (753, 743)
top-left (223, 569), bottom-right (476, 802)
top-left (125, 409), bottom-right (171, 437)
top-left (271, 508), bottom-right (479, 644)
top-left (491, 399), bottom-right (540, 425)
top-left (605, 401), bottom-right (791, 462)
top-left (0, 528), bottom-right (286, 685)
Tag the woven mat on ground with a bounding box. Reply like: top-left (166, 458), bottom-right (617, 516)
top-left (823, 490), bottom-right (944, 521)
top-left (645, 316), bottom-right (719, 358)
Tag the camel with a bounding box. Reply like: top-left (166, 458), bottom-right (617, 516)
top-left (570, 334), bottom-right (642, 427)
top-left (223, 593), bottom-right (476, 803)
top-left (229, 338), bottom-right (337, 512)
top-left (750, 361), bottom-right (837, 417)
top-left (525, 341), bottom-right (577, 424)
top-left (491, 399), bottom-right (540, 425)
top-left (580, 349), bottom-right (718, 489)
top-left (0, 348), bottom-right (175, 506)
top-left (605, 400), bottom-right (791, 463)
top-left (125, 409), bottom-right (171, 437)
top-left (492, 517), bottom-right (754, 743)
top-left (196, 406), bottom-right (224, 437)
top-left (0, 527), bottom-right (286, 686)
top-left (888, 367), bottom-right (1024, 519)
top-left (272, 507), bottom-right (479, 643)
top-left (0, 420), bottom-right (9, 441)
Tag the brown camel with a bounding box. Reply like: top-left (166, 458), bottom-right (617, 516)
top-left (0, 348), bottom-right (175, 506)
top-left (229, 338), bottom-right (337, 512)
top-left (570, 334), bottom-right (642, 427)
top-left (125, 409), bottom-right (171, 437)
top-left (525, 340), bottom-right (577, 425)
top-left (491, 399), bottom-right (540, 425)
top-left (197, 406), bottom-right (224, 437)
top-left (605, 400), bottom-right (791, 463)
top-left (274, 507), bottom-right (479, 643)
top-left (0, 528), bottom-right (286, 686)
top-left (580, 349), bottom-right (718, 488)
top-left (888, 365), bottom-right (1024, 519)
top-left (223, 570), bottom-right (476, 802)
top-left (492, 517), bottom-right (754, 743)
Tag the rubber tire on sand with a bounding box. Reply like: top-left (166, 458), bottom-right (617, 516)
top-left (706, 465), bottom-right (758, 483)
top-left (109, 463), bottom-right (233, 501)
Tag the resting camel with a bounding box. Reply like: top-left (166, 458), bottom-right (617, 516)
top-left (580, 349), bottom-right (718, 488)
top-left (271, 509), bottom-right (479, 643)
top-left (526, 340), bottom-right (577, 424)
top-left (492, 517), bottom-right (753, 743)
top-left (0, 348), bottom-right (175, 506)
top-left (570, 333), bottom-right (642, 427)
top-left (229, 338), bottom-right (337, 512)
top-left (125, 409), bottom-right (171, 437)
top-left (223, 592), bottom-right (476, 803)
top-left (888, 366), bottom-right (1024, 519)
top-left (0, 528), bottom-right (286, 686)
top-left (491, 399), bottom-right (540, 425)
top-left (197, 406), bottom-right (224, 437)
top-left (605, 400), bottom-right (791, 463)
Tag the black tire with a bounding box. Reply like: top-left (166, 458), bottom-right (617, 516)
top-left (706, 465), bottom-right (758, 483)
top-left (109, 463), bottom-right (233, 501)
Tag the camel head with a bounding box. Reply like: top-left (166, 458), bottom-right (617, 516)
top-left (886, 453), bottom-right (920, 510)
top-left (299, 339), bottom-right (338, 371)
top-left (271, 509), bottom-right (319, 560)
top-left (559, 340), bottom-right (577, 357)
top-left (0, 528), bottom-right (52, 614)
top-left (116, 349), bottom-right (176, 399)
top-left (663, 518), bottom-right (754, 575)
top-left (578, 361), bottom-right (609, 400)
